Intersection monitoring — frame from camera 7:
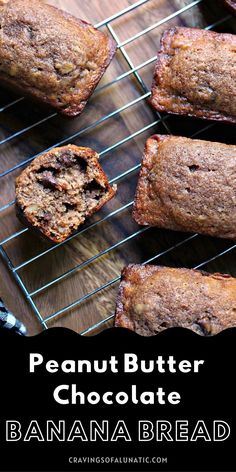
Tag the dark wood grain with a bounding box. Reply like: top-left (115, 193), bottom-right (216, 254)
top-left (0, 0), bottom-right (235, 335)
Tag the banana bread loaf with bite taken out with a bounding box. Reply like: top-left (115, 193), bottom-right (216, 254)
top-left (115, 265), bottom-right (236, 336)
top-left (15, 145), bottom-right (117, 243)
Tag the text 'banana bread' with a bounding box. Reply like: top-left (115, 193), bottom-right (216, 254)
top-left (0, 0), bottom-right (116, 116)
top-left (133, 135), bottom-right (236, 240)
top-left (115, 265), bottom-right (236, 336)
top-left (15, 145), bottom-right (116, 243)
top-left (150, 27), bottom-right (236, 123)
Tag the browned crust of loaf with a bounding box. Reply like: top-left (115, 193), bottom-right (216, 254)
top-left (132, 134), bottom-right (236, 240)
top-left (15, 144), bottom-right (116, 243)
top-left (115, 264), bottom-right (236, 335)
top-left (0, 0), bottom-right (116, 117)
top-left (115, 265), bottom-right (136, 331)
top-left (15, 203), bottom-right (53, 244)
top-left (150, 27), bottom-right (236, 124)
top-left (133, 135), bottom-right (166, 227)
top-left (224, 0), bottom-right (236, 14)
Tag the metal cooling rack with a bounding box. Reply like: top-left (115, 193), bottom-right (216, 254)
top-left (0, 0), bottom-right (235, 335)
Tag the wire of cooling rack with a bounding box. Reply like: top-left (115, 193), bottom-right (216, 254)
top-left (0, 0), bottom-right (235, 334)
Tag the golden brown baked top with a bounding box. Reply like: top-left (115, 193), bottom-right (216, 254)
top-left (15, 144), bottom-right (116, 243)
top-left (115, 265), bottom-right (236, 336)
top-left (133, 135), bottom-right (236, 240)
top-left (150, 27), bottom-right (236, 123)
top-left (0, 0), bottom-right (116, 116)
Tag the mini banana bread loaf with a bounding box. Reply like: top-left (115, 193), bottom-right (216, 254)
top-left (0, 0), bottom-right (116, 116)
top-left (15, 145), bottom-right (116, 243)
top-left (133, 135), bottom-right (236, 240)
top-left (115, 265), bottom-right (236, 336)
top-left (150, 27), bottom-right (236, 123)
top-left (224, 0), bottom-right (236, 13)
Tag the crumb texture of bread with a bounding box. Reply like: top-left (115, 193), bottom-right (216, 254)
top-left (15, 145), bottom-right (116, 243)
top-left (133, 135), bottom-right (236, 240)
top-left (0, 0), bottom-right (116, 116)
top-left (150, 27), bottom-right (236, 123)
top-left (115, 265), bottom-right (236, 336)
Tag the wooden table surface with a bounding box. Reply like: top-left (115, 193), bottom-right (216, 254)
top-left (0, 0), bottom-right (235, 335)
